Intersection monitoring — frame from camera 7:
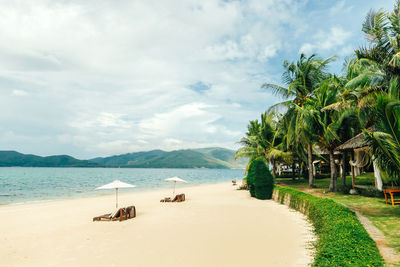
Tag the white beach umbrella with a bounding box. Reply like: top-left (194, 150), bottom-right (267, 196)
top-left (164, 176), bottom-right (188, 196)
top-left (95, 180), bottom-right (136, 208)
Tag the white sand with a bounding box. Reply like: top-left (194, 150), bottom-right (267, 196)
top-left (0, 183), bottom-right (314, 267)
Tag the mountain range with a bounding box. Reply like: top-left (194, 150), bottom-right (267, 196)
top-left (0, 151), bottom-right (99, 167)
top-left (0, 148), bottom-right (246, 169)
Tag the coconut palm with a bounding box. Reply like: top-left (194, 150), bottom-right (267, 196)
top-left (313, 78), bottom-right (360, 192)
top-left (262, 54), bottom-right (334, 108)
top-left (289, 102), bottom-right (320, 187)
top-left (262, 53), bottom-right (334, 187)
top-left (235, 112), bottom-right (291, 176)
top-left (354, 1), bottom-right (400, 97)
top-left (364, 89), bottom-right (400, 185)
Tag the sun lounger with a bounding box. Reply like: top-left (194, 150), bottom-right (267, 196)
top-left (93, 208), bottom-right (120, 221)
top-left (232, 180), bottom-right (237, 185)
top-left (172, 193), bottom-right (185, 202)
top-left (126, 206), bottom-right (136, 218)
top-left (160, 194), bottom-right (185, 203)
top-left (93, 206), bottom-right (136, 222)
top-left (160, 197), bottom-right (172, 202)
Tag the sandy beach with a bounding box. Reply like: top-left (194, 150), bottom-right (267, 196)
top-left (0, 183), bottom-right (314, 267)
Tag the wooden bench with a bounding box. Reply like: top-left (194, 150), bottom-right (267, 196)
top-left (383, 189), bottom-right (400, 206)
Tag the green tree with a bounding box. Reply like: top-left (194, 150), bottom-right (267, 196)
top-left (313, 78), bottom-right (360, 192)
top-left (364, 92), bottom-right (400, 185)
top-left (359, 1), bottom-right (400, 78)
top-left (235, 112), bottom-right (291, 177)
top-left (263, 54), bottom-right (334, 187)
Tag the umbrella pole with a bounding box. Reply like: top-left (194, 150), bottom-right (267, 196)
top-left (116, 188), bottom-right (118, 209)
top-left (173, 181), bottom-right (176, 197)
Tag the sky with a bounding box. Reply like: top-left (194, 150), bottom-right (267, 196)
top-left (0, 0), bottom-right (395, 159)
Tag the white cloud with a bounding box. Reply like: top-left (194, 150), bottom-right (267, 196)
top-left (12, 89), bottom-right (29, 96)
top-left (0, 0), bottom-right (368, 158)
top-left (299, 26), bottom-right (352, 55)
top-left (330, 0), bottom-right (353, 16)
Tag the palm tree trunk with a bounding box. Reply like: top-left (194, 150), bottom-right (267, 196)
top-left (341, 152), bottom-right (347, 192)
top-left (271, 159), bottom-right (276, 178)
top-left (292, 161), bottom-right (296, 180)
top-left (329, 149), bottom-right (337, 192)
top-left (307, 144), bottom-right (315, 188)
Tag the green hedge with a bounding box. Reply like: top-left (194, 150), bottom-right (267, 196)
top-left (247, 158), bottom-right (274, 199)
top-left (274, 186), bottom-right (383, 266)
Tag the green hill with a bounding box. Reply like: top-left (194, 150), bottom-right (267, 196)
top-left (0, 151), bottom-right (100, 167)
top-left (91, 147), bottom-right (246, 169)
top-left (0, 148), bottom-right (246, 169)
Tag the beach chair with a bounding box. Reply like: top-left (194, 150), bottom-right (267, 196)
top-left (93, 208), bottom-right (121, 222)
top-left (126, 206), bottom-right (136, 218)
top-left (172, 193), bottom-right (185, 202)
top-left (161, 194), bottom-right (185, 202)
top-left (160, 197), bottom-right (172, 202)
top-left (93, 206), bottom-right (135, 222)
top-left (232, 180), bottom-right (237, 185)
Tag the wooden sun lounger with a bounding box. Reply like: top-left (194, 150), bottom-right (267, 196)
top-left (172, 193), bottom-right (185, 202)
top-left (126, 205), bottom-right (136, 219)
top-left (93, 206), bottom-right (136, 222)
top-left (383, 189), bottom-right (400, 206)
top-left (160, 197), bottom-right (172, 202)
top-left (160, 194), bottom-right (185, 203)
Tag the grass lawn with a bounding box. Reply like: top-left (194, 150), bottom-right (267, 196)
top-left (277, 173), bottom-right (400, 263)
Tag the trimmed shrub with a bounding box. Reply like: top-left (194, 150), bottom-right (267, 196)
top-left (274, 186), bottom-right (383, 266)
top-left (246, 159), bottom-right (256, 197)
top-left (247, 158), bottom-right (274, 199)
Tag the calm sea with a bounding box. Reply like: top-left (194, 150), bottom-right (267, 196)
top-left (0, 167), bottom-right (245, 205)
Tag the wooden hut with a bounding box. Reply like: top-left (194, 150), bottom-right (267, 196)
top-left (335, 128), bottom-right (383, 191)
top-left (312, 146), bottom-right (341, 176)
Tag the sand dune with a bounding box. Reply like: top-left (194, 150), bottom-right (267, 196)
top-left (0, 183), bottom-right (314, 267)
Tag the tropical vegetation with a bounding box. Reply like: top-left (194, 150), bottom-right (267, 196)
top-left (236, 0), bottom-right (400, 191)
top-left (274, 185), bottom-right (383, 266)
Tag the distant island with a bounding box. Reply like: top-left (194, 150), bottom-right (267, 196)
top-left (0, 148), bottom-right (246, 169)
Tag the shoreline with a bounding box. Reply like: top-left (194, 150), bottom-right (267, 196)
top-left (0, 167), bottom-right (245, 206)
top-left (0, 182), bottom-right (314, 267)
top-left (0, 180), bottom-right (237, 207)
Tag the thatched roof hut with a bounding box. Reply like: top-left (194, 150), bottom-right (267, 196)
top-left (334, 127), bottom-right (382, 190)
top-left (335, 127), bottom-right (374, 151)
top-left (314, 145), bottom-right (340, 155)
top-left (335, 132), bottom-right (368, 151)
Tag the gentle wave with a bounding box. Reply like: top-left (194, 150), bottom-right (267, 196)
top-left (0, 167), bottom-right (244, 204)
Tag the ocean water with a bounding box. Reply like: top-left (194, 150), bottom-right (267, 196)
top-left (0, 167), bottom-right (245, 205)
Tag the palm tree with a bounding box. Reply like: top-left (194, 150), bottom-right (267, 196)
top-left (355, 1), bottom-right (400, 97)
top-left (290, 102), bottom-right (320, 187)
top-left (262, 53), bottom-right (334, 187)
top-left (313, 78), bottom-right (360, 192)
top-left (364, 90), bottom-right (400, 185)
top-left (235, 112), bottom-right (291, 176)
top-left (235, 120), bottom-right (262, 171)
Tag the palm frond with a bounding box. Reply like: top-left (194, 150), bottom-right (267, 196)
top-left (261, 83), bottom-right (295, 98)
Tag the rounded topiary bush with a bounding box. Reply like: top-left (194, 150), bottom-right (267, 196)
top-left (247, 158), bottom-right (274, 200)
top-left (246, 158), bottom-right (256, 197)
